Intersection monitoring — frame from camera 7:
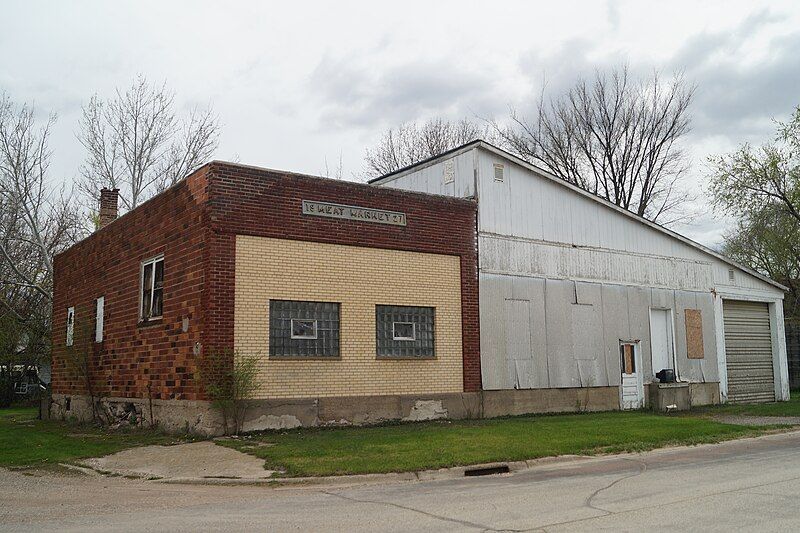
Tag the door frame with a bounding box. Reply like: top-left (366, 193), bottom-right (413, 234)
top-left (619, 340), bottom-right (644, 409)
top-left (648, 307), bottom-right (677, 380)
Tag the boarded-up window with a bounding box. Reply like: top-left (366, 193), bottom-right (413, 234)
top-left (620, 343), bottom-right (636, 374)
top-left (685, 308), bottom-right (704, 359)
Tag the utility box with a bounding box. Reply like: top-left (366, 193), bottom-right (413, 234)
top-left (650, 382), bottom-right (690, 412)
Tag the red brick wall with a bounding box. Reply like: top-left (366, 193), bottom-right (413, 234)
top-left (205, 162), bottom-right (481, 392)
top-left (51, 162), bottom-right (481, 401)
top-left (51, 169), bottom-right (210, 401)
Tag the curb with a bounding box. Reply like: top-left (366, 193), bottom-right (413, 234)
top-left (67, 428), bottom-right (800, 489)
top-left (153, 455), bottom-right (593, 488)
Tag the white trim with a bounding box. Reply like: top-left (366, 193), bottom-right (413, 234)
top-left (392, 322), bottom-right (416, 341)
top-left (95, 296), bottom-right (104, 343)
top-left (714, 294), bottom-right (729, 402)
top-left (648, 307), bottom-right (678, 380)
top-left (770, 301), bottom-right (790, 401)
top-left (290, 318), bottom-right (318, 340)
top-left (619, 341), bottom-right (644, 409)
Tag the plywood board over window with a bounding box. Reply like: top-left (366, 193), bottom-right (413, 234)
top-left (685, 308), bottom-right (704, 359)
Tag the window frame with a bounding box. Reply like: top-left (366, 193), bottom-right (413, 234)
top-left (619, 341), bottom-right (637, 374)
top-left (290, 318), bottom-right (318, 340)
top-left (95, 296), bottom-right (105, 343)
top-left (65, 306), bottom-right (75, 347)
top-left (269, 300), bottom-right (340, 358)
top-left (375, 305), bottom-right (435, 359)
top-left (139, 255), bottom-right (164, 322)
top-left (392, 321), bottom-right (416, 341)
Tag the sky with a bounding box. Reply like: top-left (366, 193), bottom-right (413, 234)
top-left (2, 0), bottom-right (799, 247)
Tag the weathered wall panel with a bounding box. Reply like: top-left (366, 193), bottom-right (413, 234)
top-left (480, 235), bottom-right (714, 292)
top-left (480, 273), bottom-right (719, 390)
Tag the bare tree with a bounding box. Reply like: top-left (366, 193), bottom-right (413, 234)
top-left (494, 66), bottom-right (695, 224)
top-left (78, 75), bottom-right (220, 212)
top-left (362, 117), bottom-right (483, 179)
top-left (0, 93), bottom-right (82, 366)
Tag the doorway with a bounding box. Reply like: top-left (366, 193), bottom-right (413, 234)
top-left (649, 308), bottom-right (675, 377)
top-left (620, 341), bottom-right (644, 409)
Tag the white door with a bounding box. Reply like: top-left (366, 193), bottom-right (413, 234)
top-left (620, 342), bottom-right (644, 409)
top-left (650, 309), bottom-right (674, 376)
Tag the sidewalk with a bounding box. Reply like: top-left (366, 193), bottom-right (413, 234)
top-left (81, 441), bottom-right (275, 481)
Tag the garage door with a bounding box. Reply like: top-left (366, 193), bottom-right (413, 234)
top-left (723, 300), bottom-right (775, 403)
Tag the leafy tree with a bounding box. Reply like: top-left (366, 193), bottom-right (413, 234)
top-left (722, 205), bottom-right (800, 318)
top-left (710, 107), bottom-right (800, 318)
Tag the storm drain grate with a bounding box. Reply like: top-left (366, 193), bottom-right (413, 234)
top-left (464, 465), bottom-right (510, 477)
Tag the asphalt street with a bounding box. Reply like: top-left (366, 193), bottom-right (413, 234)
top-left (3, 431), bottom-right (800, 532)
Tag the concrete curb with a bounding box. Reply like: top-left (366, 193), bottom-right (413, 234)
top-left (70, 428), bottom-right (800, 489)
top-left (152, 455), bottom-right (593, 488)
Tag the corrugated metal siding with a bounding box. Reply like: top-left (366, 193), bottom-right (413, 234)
top-left (723, 300), bottom-right (775, 403)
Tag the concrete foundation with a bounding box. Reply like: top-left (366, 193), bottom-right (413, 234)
top-left (649, 382), bottom-right (691, 412)
top-left (52, 383), bottom-right (721, 436)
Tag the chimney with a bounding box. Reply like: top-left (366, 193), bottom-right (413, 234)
top-left (98, 188), bottom-right (119, 229)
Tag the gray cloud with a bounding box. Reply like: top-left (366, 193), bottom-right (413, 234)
top-left (309, 55), bottom-right (506, 129)
top-left (670, 9), bottom-right (800, 140)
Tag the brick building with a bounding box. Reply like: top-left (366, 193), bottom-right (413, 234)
top-left (51, 162), bottom-right (479, 434)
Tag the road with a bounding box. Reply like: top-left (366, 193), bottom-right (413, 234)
top-left (2, 431), bottom-right (800, 532)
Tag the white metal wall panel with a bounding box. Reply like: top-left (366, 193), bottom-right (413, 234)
top-left (479, 234), bottom-right (714, 292)
top-left (474, 152), bottom-right (783, 295)
top-left (723, 300), bottom-right (775, 403)
top-left (376, 150), bottom-right (476, 199)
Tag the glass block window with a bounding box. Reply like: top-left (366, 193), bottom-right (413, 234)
top-left (269, 300), bottom-right (339, 357)
top-left (376, 305), bottom-right (435, 358)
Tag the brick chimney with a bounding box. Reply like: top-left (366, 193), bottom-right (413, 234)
top-left (98, 188), bottom-right (119, 229)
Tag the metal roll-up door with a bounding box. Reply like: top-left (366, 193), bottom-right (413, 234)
top-left (723, 300), bottom-right (775, 403)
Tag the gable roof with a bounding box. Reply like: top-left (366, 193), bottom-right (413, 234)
top-left (370, 139), bottom-right (787, 292)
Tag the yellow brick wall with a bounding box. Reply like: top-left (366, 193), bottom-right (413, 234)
top-left (234, 235), bottom-right (464, 399)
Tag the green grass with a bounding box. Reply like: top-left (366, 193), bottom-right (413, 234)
top-left (696, 392), bottom-right (800, 417)
top-left (218, 411), bottom-right (766, 477)
top-left (0, 407), bottom-right (192, 468)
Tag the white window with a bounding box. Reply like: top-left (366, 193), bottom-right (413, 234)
top-left (95, 296), bottom-right (105, 343)
top-left (140, 256), bottom-right (164, 320)
top-left (66, 306), bottom-right (75, 347)
top-left (291, 318), bottom-right (317, 339)
top-left (392, 322), bottom-right (415, 341)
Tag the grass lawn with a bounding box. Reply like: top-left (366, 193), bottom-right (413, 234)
top-left (0, 407), bottom-right (192, 468)
top-left (218, 411), bottom-right (770, 477)
top-left (696, 392), bottom-right (800, 417)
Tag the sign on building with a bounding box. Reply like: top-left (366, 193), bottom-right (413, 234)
top-left (302, 200), bottom-right (407, 226)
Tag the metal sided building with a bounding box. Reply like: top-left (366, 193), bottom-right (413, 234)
top-left (371, 140), bottom-right (790, 408)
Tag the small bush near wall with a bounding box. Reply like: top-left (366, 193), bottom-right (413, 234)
top-left (198, 349), bottom-right (259, 435)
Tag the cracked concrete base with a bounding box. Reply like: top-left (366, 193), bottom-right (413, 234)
top-left (82, 441), bottom-right (274, 480)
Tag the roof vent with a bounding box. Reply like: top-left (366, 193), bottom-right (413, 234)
top-left (443, 159), bottom-right (455, 184)
top-left (728, 268), bottom-right (735, 283)
top-left (493, 163), bottom-right (505, 182)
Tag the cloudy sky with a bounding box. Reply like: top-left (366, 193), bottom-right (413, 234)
top-left (2, 0), bottom-right (799, 246)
